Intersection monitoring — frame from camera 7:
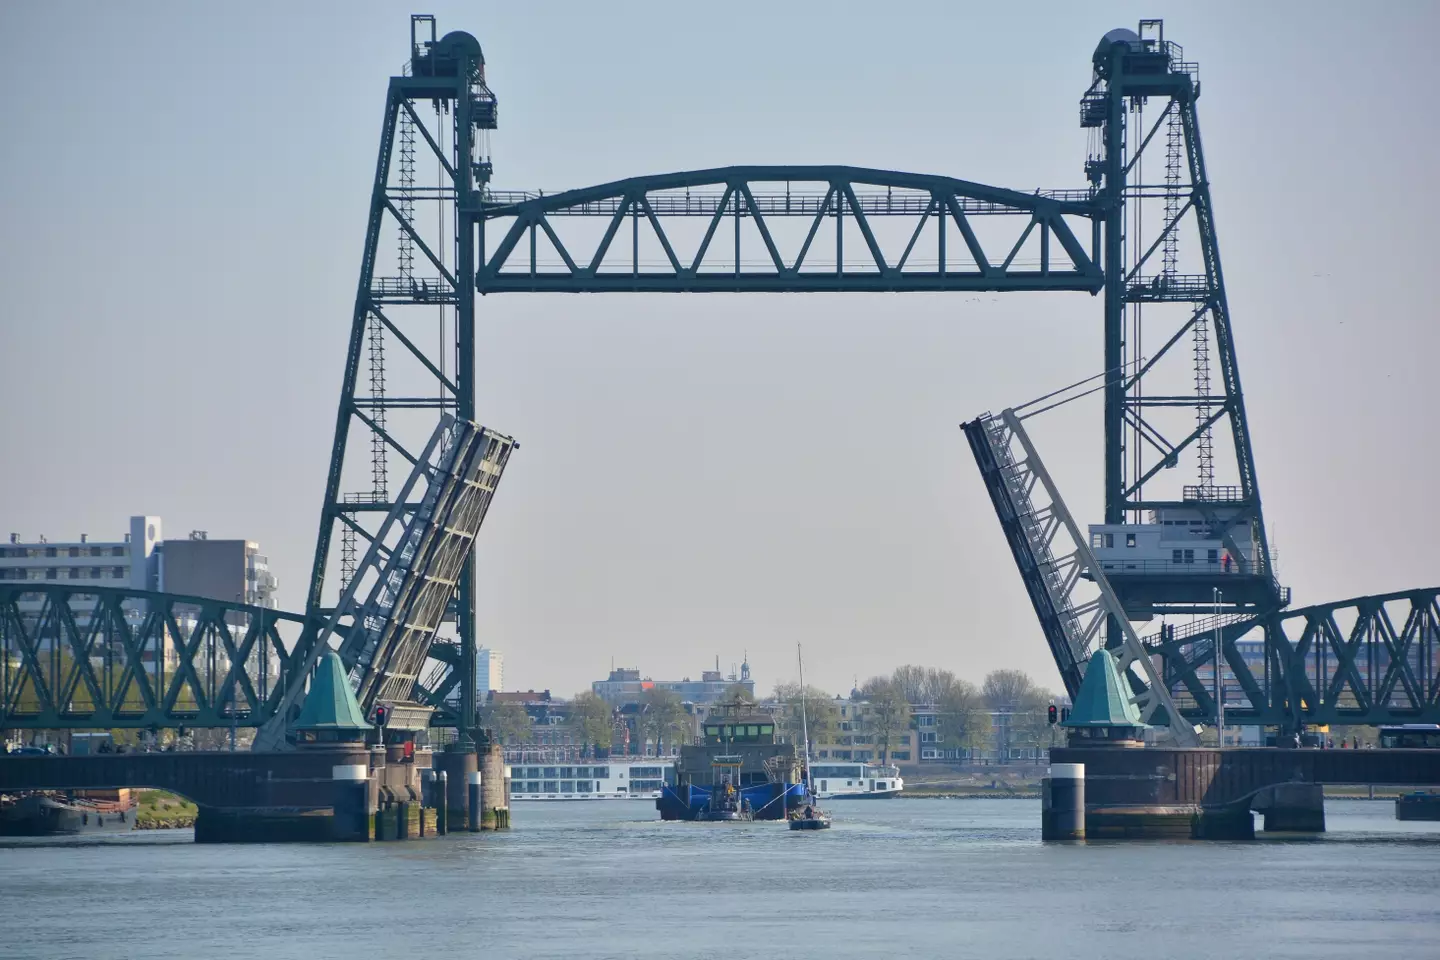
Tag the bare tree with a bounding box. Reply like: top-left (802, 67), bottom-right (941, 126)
top-left (480, 701), bottom-right (534, 745)
top-left (722, 682), bottom-right (755, 704)
top-left (638, 688), bottom-right (690, 755)
top-left (1010, 685), bottom-right (1060, 754)
top-left (569, 691), bottom-right (614, 756)
top-left (858, 676), bottom-right (909, 765)
top-left (982, 670), bottom-right (1050, 760)
top-left (772, 682), bottom-right (838, 745)
top-left (982, 669), bottom-right (1037, 710)
top-left (933, 675), bottom-right (989, 757)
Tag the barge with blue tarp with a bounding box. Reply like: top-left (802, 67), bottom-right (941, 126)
top-left (657, 701), bottom-right (808, 821)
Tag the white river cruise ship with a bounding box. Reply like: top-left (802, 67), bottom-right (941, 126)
top-left (809, 762), bottom-right (904, 799)
top-left (507, 758), bottom-right (675, 800)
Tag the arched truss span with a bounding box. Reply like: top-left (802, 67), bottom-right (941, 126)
top-left (0, 584), bottom-right (313, 730)
top-left (475, 166), bottom-right (1104, 293)
top-left (1152, 587), bottom-right (1440, 728)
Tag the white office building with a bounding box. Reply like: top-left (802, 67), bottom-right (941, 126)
top-left (0, 516), bottom-right (163, 625)
top-left (0, 516), bottom-right (277, 638)
top-left (477, 646), bottom-right (503, 699)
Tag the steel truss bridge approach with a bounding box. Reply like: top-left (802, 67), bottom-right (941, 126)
top-left (2, 16), bottom-right (1436, 739)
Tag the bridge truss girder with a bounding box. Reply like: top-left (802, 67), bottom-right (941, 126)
top-left (1153, 587), bottom-right (1440, 728)
top-left (0, 584), bottom-right (312, 731)
top-left (476, 166), bottom-right (1102, 294)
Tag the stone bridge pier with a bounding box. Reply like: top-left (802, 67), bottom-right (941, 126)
top-left (1050, 746), bottom-right (1440, 840)
top-left (0, 747), bottom-right (447, 842)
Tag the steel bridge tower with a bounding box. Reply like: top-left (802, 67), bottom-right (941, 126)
top-left (306, 16), bottom-right (496, 739)
top-left (1083, 22), bottom-right (1283, 623)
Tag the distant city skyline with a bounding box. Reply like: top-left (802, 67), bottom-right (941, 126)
top-left (2, 1), bottom-right (1437, 698)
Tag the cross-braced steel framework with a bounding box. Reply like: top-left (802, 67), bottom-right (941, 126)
top-left (257, 415), bottom-right (514, 749)
top-left (310, 15), bottom-right (1439, 737)
top-left (0, 585), bottom-right (305, 730)
top-left (5, 16), bottom-right (1429, 736)
top-left (1152, 589), bottom-right (1440, 729)
top-left (476, 169), bottom-right (1101, 293)
top-left (965, 408), bottom-right (1198, 743)
top-left (1083, 21), bottom-right (1278, 613)
top-left (308, 17), bottom-right (498, 740)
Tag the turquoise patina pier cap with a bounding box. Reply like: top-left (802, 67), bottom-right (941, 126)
top-left (293, 651), bottom-right (370, 745)
top-left (1061, 650), bottom-right (1147, 746)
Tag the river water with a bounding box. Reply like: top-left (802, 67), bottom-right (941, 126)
top-left (3, 798), bottom-right (1437, 960)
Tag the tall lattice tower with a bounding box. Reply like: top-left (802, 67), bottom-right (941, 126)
top-left (1080, 18), bottom-right (1280, 618)
top-left (309, 16), bottom-right (497, 733)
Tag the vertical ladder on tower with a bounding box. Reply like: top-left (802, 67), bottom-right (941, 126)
top-left (964, 408), bottom-right (1198, 745)
top-left (1170, 108), bottom-right (1216, 493)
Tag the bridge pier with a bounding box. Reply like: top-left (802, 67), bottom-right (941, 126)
top-left (1050, 746), bottom-right (1440, 841)
top-left (433, 747), bottom-right (478, 830)
top-left (1253, 782), bottom-right (1325, 833)
top-left (0, 746), bottom-right (464, 843)
top-left (1040, 763), bottom-right (1085, 840)
top-left (330, 763), bottom-right (371, 842)
top-left (481, 741), bottom-right (509, 830)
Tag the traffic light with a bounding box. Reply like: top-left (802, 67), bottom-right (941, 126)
top-left (375, 704), bottom-right (389, 727)
top-left (1061, 707), bottom-right (1070, 723)
top-left (1047, 705), bottom-right (1058, 725)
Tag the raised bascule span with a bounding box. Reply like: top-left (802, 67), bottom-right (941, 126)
top-left (3, 16), bottom-right (1434, 741)
top-left (252, 416), bottom-right (514, 751)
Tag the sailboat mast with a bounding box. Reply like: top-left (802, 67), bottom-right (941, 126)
top-left (797, 642), bottom-right (811, 795)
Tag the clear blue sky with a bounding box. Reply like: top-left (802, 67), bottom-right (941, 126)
top-left (2, 1), bottom-right (1436, 698)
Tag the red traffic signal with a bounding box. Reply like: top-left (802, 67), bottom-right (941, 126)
top-left (374, 704), bottom-right (389, 727)
top-left (1047, 704), bottom-right (1058, 725)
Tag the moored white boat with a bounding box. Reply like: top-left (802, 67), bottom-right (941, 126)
top-left (506, 758), bottom-right (674, 800)
top-left (809, 763), bottom-right (904, 799)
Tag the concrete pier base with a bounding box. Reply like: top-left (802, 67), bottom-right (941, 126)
top-left (194, 807), bottom-right (335, 843)
top-left (1253, 783), bottom-right (1325, 833)
top-left (433, 749), bottom-right (478, 833)
top-left (1084, 805), bottom-right (1198, 839)
top-left (1192, 807), bottom-right (1256, 841)
top-left (481, 742), bottom-right (507, 830)
top-left (436, 771), bottom-right (449, 834)
top-left (331, 763), bottom-right (371, 842)
top-left (467, 771), bottom-right (482, 831)
top-left (1041, 763), bottom-right (1084, 841)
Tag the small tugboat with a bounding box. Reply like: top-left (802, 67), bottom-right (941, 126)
top-left (788, 643), bottom-right (831, 832)
top-left (695, 758), bottom-right (755, 822)
top-left (657, 701), bottom-right (808, 821)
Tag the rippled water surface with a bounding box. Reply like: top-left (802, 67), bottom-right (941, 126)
top-left (4, 798), bottom-right (1438, 960)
